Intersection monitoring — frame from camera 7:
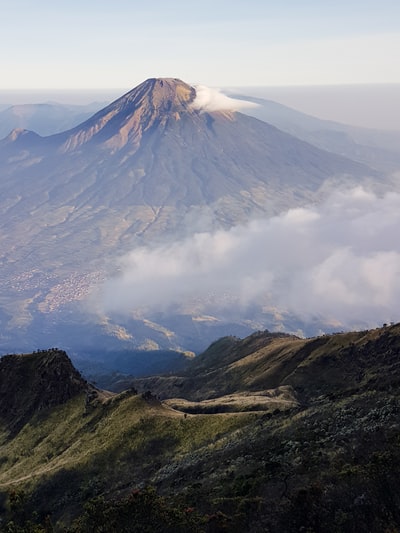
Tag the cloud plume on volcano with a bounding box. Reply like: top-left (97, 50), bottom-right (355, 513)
top-left (191, 85), bottom-right (259, 112)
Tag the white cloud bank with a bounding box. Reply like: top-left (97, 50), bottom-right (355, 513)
top-left (97, 187), bottom-right (400, 328)
top-left (191, 85), bottom-right (259, 113)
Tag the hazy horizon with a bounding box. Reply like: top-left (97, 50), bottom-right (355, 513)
top-left (1, 83), bottom-right (399, 131)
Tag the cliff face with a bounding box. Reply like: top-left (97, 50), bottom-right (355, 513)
top-left (0, 349), bottom-right (88, 435)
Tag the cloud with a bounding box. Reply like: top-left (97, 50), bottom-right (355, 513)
top-left (190, 85), bottom-right (259, 113)
top-left (95, 187), bottom-right (400, 328)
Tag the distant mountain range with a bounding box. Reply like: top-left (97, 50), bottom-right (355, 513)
top-left (231, 93), bottom-right (400, 173)
top-left (0, 101), bottom-right (105, 138)
top-left (0, 78), bottom-right (395, 372)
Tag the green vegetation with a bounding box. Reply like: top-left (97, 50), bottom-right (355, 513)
top-left (2, 325), bottom-right (400, 531)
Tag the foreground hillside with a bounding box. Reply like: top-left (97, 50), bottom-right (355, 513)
top-left (1, 324), bottom-right (400, 531)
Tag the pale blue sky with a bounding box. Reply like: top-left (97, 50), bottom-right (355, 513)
top-left (1, 0), bottom-right (400, 89)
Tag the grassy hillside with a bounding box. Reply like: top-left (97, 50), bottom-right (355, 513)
top-left (0, 377), bottom-right (253, 530)
top-left (1, 325), bottom-right (400, 531)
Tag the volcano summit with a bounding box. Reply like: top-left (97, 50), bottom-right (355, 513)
top-left (58, 78), bottom-right (197, 152)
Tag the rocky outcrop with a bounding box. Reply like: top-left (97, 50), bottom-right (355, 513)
top-left (0, 349), bottom-right (90, 435)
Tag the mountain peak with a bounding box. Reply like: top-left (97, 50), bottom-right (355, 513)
top-left (0, 349), bottom-right (90, 435)
top-left (60, 77), bottom-right (196, 152)
top-left (5, 128), bottom-right (40, 143)
top-left (126, 77), bottom-right (196, 112)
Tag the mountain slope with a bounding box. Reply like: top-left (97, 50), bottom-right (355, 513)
top-left (2, 324), bottom-right (400, 531)
top-left (0, 77), bottom-right (383, 359)
top-left (1, 78), bottom-right (374, 220)
top-left (234, 93), bottom-right (400, 172)
top-left (129, 323), bottom-right (400, 403)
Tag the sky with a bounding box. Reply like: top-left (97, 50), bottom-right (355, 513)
top-left (2, 0), bottom-right (400, 90)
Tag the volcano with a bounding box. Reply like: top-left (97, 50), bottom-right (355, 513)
top-left (1, 77), bottom-right (374, 226)
top-left (0, 77), bottom-right (380, 355)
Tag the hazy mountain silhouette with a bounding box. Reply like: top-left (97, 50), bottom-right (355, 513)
top-left (0, 101), bottom-right (104, 138)
top-left (234, 93), bottom-right (400, 172)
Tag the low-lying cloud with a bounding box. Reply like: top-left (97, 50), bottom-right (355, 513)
top-left (97, 187), bottom-right (400, 329)
top-left (191, 85), bottom-right (259, 113)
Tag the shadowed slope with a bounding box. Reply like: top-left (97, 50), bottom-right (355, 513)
top-left (131, 323), bottom-right (400, 402)
top-left (1, 325), bottom-right (400, 530)
top-left (0, 349), bottom-right (91, 435)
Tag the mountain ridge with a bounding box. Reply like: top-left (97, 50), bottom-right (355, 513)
top-left (0, 101), bottom-right (104, 139)
top-left (0, 349), bottom-right (93, 435)
top-left (2, 324), bottom-right (400, 530)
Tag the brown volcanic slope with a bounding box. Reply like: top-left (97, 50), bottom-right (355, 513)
top-left (0, 77), bottom-right (379, 345)
top-left (0, 77), bottom-right (376, 264)
top-left (0, 77), bottom-right (375, 227)
top-left (57, 77), bottom-right (197, 152)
